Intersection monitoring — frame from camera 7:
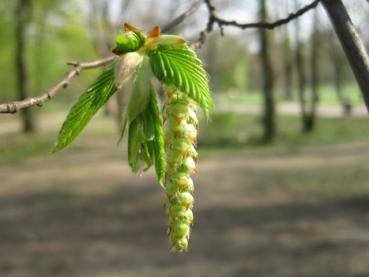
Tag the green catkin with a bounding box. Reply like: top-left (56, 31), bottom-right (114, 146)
top-left (164, 86), bottom-right (198, 252)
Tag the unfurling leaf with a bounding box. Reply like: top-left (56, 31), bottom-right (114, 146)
top-left (148, 44), bottom-right (212, 115)
top-left (126, 83), bottom-right (165, 185)
top-left (114, 30), bottom-right (145, 55)
top-left (120, 56), bottom-right (151, 138)
top-left (53, 61), bottom-right (117, 153)
top-left (147, 84), bottom-right (165, 186)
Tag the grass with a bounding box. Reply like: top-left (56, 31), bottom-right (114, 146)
top-left (199, 112), bottom-right (369, 150)
top-left (2, 112), bottom-right (369, 164)
top-left (0, 132), bottom-right (55, 165)
top-left (1, 112), bottom-right (369, 276)
top-left (213, 83), bottom-right (363, 107)
top-left (0, 111), bottom-right (117, 165)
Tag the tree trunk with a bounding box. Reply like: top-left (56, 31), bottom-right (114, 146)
top-left (282, 1), bottom-right (292, 100)
top-left (15, 0), bottom-right (35, 133)
top-left (306, 8), bottom-right (320, 132)
top-left (294, 0), bottom-right (309, 133)
top-left (259, 0), bottom-right (275, 142)
top-left (282, 27), bottom-right (293, 100)
top-left (332, 52), bottom-right (352, 116)
top-left (322, 0), bottom-right (369, 112)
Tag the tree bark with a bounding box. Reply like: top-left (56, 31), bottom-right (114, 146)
top-left (307, 8), bottom-right (320, 132)
top-left (282, 27), bottom-right (293, 100)
top-left (15, 0), bottom-right (35, 133)
top-left (282, 1), bottom-right (292, 100)
top-left (331, 48), bottom-right (352, 116)
top-left (294, 0), bottom-right (309, 133)
top-left (322, 0), bottom-right (369, 112)
top-left (259, 0), bottom-right (275, 142)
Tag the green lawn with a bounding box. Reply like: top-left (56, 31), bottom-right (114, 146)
top-left (213, 83), bottom-right (363, 107)
top-left (2, 112), bottom-right (369, 164)
top-left (199, 112), bottom-right (369, 149)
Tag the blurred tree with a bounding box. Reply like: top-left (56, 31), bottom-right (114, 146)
top-left (15, 0), bottom-right (35, 133)
top-left (199, 33), bottom-right (249, 94)
top-left (294, 0), bottom-right (315, 133)
top-left (259, 0), bottom-right (275, 141)
top-left (328, 31), bottom-right (352, 115)
top-left (308, 7), bottom-right (320, 130)
top-left (322, 0), bottom-right (369, 111)
top-left (281, 2), bottom-right (293, 100)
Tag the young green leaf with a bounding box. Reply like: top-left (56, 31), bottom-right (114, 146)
top-left (126, 84), bottom-right (165, 185)
top-left (114, 31), bottom-right (145, 55)
top-left (53, 61), bottom-right (117, 153)
top-left (146, 84), bottom-right (165, 186)
top-left (147, 44), bottom-right (212, 115)
top-left (127, 116), bottom-right (153, 173)
top-left (127, 117), bottom-right (141, 172)
top-left (120, 56), bottom-right (152, 137)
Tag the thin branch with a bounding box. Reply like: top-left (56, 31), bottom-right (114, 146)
top-left (196, 0), bottom-right (320, 47)
top-left (1, 1), bottom-right (205, 114)
top-left (1, 0), bottom-right (321, 113)
top-left (205, 0), bottom-right (320, 31)
top-left (161, 0), bottom-right (204, 33)
top-left (0, 56), bottom-right (115, 114)
top-left (322, 0), bottom-right (369, 112)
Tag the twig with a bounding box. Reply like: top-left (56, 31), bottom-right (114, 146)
top-left (196, 0), bottom-right (320, 48)
top-left (1, 0), bottom-right (321, 113)
top-left (161, 0), bottom-right (204, 33)
top-left (0, 1), bottom-right (205, 114)
top-left (0, 56), bottom-right (115, 114)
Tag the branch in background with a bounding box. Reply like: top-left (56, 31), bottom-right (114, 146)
top-left (0, 0), bottom-right (324, 113)
top-left (0, 56), bottom-right (115, 114)
top-left (196, 0), bottom-right (320, 47)
top-left (161, 0), bottom-right (204, 33)
top-left (321, 0), bottom-right (369, 112)
top-left (0, 1), bottom-right (204, 114)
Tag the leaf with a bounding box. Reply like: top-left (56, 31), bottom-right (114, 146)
top-left (127, 117), bottom-right (141, 172)
top-left (115, 31), bottom-right (145, 54)
top-left (53, 61), bottom-right (117, 153)
top-left (126, 84), bottom-right (165, 186)
top-left (146, 84), bottom-right (165, 186)
top-left (120, 56), bottom-right (152, 138)
top-left (127, 116), bottom-right (153, 173)
top-left (148, 44), bottom-right (212, 115)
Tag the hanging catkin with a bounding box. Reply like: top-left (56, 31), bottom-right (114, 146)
top-left (163, 86), bottom-right (199, 251)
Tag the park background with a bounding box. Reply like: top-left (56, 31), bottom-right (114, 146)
top-left (1, 0), bottom-right (369, 276)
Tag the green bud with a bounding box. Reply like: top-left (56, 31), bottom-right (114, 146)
top-left (166, 117), bottom-right (186, 133)
top-left (115, 31), bottom-right (145, 54)
top-left (166, 103), bottom-right (190, 119)
top-left (183, 157), bottom-right (196, 173)
top-left (188, 146), bottom-right (198, 160)
top-left (177, 209), bottom-right (194, 225)
top-left (172, 138), bottom-right (191, 155)
top-left (174, 192), bottom-right (194, 208)
top-left (175, 238), bottom-right (188, 251)
top-left (168, 204), bottom-right (187, 218)
top-left (170, 172), bottom-right (190, 186)
top-left (172, 223), bottom-right (190, 238)
top-left (166, 149), bottom-right (180, 166)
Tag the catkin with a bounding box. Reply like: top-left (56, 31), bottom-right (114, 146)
top-left (163, 86), bottom-right (198, 251)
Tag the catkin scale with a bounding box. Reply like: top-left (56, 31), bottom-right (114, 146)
top-left (164, 86), bottom-right (198, 251)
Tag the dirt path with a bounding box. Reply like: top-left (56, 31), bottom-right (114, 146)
top-left (1, 136), bottom-right (369, 276)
